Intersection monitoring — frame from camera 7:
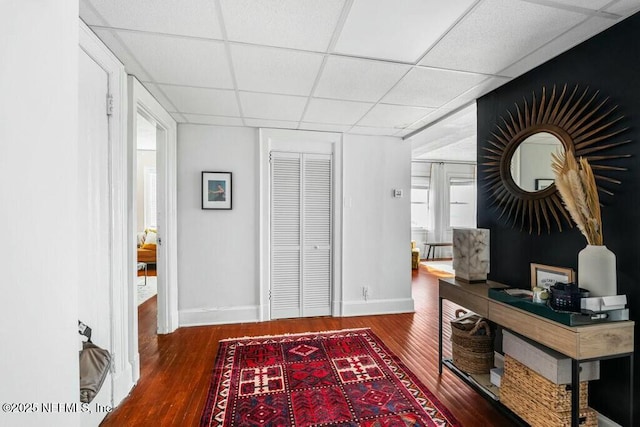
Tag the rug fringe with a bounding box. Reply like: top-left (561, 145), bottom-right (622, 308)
top-left (219, 327), bottom-right (371, 342)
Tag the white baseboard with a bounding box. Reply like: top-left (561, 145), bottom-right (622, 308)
top-left (341, 298), bottom-right (415, 317)
top-left (179, 305), bottom-right (260, 327)
top-left (111, 362), bottom-right (135, 408)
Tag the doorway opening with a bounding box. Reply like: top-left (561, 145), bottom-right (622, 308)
top-left (135, 112), bottom-right (158, 307)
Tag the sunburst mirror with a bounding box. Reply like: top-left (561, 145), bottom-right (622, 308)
top-left (482, 84), bottom-right (630, 234)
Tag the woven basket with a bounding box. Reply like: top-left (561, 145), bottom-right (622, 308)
top-left (501, 356), bottom-right (596, 427)
top-left (450, 309), bottom-right (494, 374)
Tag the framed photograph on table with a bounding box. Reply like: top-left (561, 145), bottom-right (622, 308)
top-left (530, 263), bottom-right (574, 290)
top-left (202, 171), bottom-right (232, 210)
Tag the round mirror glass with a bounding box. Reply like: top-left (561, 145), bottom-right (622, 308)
top-left (510, 132), bottom-right (564, 192)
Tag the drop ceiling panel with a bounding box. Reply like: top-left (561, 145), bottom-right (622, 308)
top-left (548, 0), bottom-right (615, 10)
top-left (383, 67), bottom-right (488, 107)
top-left (303, 98), bottom-right (374, 125)
top-left (81, 0), bottom-right (223, 39)
top-left (334, 0), bottom-right (476, 63)
top-left (113, 31), bottom-right (234, 88)
top-left (298, 122), bottom-right (352, 133)
top-left (91, 29), bottom-right (153, 82)
top-left (603, 0), bottom-right (640, 16)
top-left (314, 56), bottom-right (409, 102)
top-left (143, 83), bottom-right (180, 113)
top-left (501, 15), bottom-right (613, 77)
top-left (159, 85), bottom-right (240, 116)
top-left (419, 0), bottom-right (588, 76)
top-left (220, 0), bottom-right (346, 52)
top-left (244, 119), bottom-right (300, 130)
top-left (183, 114), bottom-right (244, 126)
top-left (358, 104), bottom-right (434, 128)
top-left (239, 92), bottom-right (307, 121)
top-left (231, 44), bottom-right (324, 96)
top-left (348, 126), bottom-right (402, 137)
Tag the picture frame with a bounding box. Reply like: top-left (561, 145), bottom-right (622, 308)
top-left (202, 171), bottom-right (232, 210)
top-left (530, 263), bottom-right (574, 290)
top-left (535, 178), bottom-right (554, 190)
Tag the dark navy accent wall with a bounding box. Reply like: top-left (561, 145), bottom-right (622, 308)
top-left (477, 12), bottom-right (640, 425)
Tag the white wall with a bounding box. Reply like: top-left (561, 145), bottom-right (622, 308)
top-left (0, 2), bottom-right (80, 426)
top-left (177, 126), bottom-right (413, 324)
top-left (177, 125), bottom-right (260, 325)
top-left (341, 135), bottom-right (414, 315)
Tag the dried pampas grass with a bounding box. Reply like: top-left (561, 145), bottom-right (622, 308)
top-left (551, 150), bottom-right (603, 245)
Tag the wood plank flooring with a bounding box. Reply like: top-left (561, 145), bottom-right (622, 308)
top-left (101, 266), bottom-right (516, 426)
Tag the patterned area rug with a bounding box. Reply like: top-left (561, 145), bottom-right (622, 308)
top-left (200, 328), bottom-right (461, 426)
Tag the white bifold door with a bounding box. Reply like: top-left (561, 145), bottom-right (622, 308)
top-left (270, 152), bottom-right (333, 319)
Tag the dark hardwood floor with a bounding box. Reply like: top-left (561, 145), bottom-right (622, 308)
top-left (101, 266), bottom-right (516, 426)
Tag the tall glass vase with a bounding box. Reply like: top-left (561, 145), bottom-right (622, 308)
top-left (577, 245), bottom-right (617, 297)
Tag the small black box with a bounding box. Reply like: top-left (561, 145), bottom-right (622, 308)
top-left (549, 282), bottom-right (589, 312)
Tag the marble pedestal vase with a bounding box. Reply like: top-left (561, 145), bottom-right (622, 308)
top-left (453, 228), bottom-right (490, 282)
top-left (577, 245), bottom-right (617, 297)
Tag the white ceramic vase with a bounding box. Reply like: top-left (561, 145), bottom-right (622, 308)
top-left (577, 244), bottom-right (617, 297)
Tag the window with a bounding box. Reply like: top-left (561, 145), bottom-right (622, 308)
top-left (449, 177), bottom-right (475, 228)
top-left (411, 176), bottom-right (429, 228)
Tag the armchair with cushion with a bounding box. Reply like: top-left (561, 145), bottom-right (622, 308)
top-left (137, 229), bottom-right (157, 264)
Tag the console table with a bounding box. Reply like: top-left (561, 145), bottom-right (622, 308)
top-left (438, 277), bottom-right (635, 427)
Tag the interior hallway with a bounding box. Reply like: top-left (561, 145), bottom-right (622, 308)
top-left (101, 267), bottom-right (515, 426)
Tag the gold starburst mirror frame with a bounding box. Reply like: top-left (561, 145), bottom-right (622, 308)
top-left (483, 84), bottom-right (630, 234)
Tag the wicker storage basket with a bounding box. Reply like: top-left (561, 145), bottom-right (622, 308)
top-left (501, 356), bottom-right (596, 427)
top-left (450, 309), bottom-right (494, 374)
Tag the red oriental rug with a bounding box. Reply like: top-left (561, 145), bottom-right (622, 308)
top-left (200, 328), bottom-right (461, 426)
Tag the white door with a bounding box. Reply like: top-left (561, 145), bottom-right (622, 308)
top-left (270, 152), bottom-right (332, 319)
top-left (78, 47), bottom-right (113, 422)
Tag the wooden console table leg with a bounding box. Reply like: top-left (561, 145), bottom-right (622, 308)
top-left (438, 296), bottom-right (443, 374)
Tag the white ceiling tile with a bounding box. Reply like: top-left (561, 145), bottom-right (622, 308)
top-left (239, 92), bottom-right (307, 121)
top-left (358, 104), bottom-right (434, 128)
top-left (159, 85), bottom-right (240, 116)
top-left (605, 0), bottom-right (640, 15)
top-left (244, 119), bottom-right (300, 130)
top-left (348, 126), bottom-right (402, 137)
top-left (383, 67), bottom-right (488, 108)
top-left (420, 0), bottom-right (588, 75)
top-left (183, 114), bottom-right (244, 127)
top-left (81, 0), bottom-right (223, 39)
top-left (112, 30), bottom-right (234, 88)
top-left (334, 0), bottom-right (476, 63)
top-left (303, 98), bottom-right (374, 125)
top-left (91, 28), bottom-right (152, 82)
top-left (501, 16), bottom-right (614, 77)
top-left (220, 0), bottom-right (345, 52)
top-left (314, 56), bottom-right (409, 102)
top-left (231, 44), bottom-right (324, 96)
top-left (298, 122), bottom-right (352, 133)
top-left (141, 83), bottom-right (179, 113)
top-left (549, 0), bottom-right (614, 10)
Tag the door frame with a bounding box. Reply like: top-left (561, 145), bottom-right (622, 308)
top-left (127, 77), bottom-right (179, 382)
top-left (259, 128), bottom-right (343, 321)
top-left (79, 20), bottom-right (132, 405)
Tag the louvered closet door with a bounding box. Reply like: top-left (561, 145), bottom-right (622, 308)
top-left (271, 152), bottom-right (332, 319)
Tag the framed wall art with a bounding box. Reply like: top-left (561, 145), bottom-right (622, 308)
top-left (530, 263), bottom-right (574, 290)
top-left (202, 171), bottom-right (232, 210)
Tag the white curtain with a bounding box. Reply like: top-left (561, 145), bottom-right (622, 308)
top-left (428, 162), bottom-right (447, 243)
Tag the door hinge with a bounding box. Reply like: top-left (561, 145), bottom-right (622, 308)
top-left (158, 237), bottom-right (162, 246)
top-left (106, 94), bottom-right (114, 116)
